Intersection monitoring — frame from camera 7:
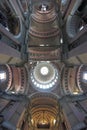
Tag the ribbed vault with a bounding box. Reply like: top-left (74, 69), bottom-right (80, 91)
top-left (29, 93), bottom-right (60, 129)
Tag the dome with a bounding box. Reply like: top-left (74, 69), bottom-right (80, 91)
top-left (30, 62), bottom-right (59, 91)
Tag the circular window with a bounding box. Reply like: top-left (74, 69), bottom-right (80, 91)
top-left (30, 62), bottom-right (59, 91)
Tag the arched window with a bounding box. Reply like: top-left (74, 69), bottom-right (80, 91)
top-left (0, 71), bottom-right (6, 82)
top-left (82, 71), bottom-right (87, 84)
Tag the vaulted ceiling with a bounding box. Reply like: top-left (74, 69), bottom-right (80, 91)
top-left (0, 0), bottom-right (87, 130)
